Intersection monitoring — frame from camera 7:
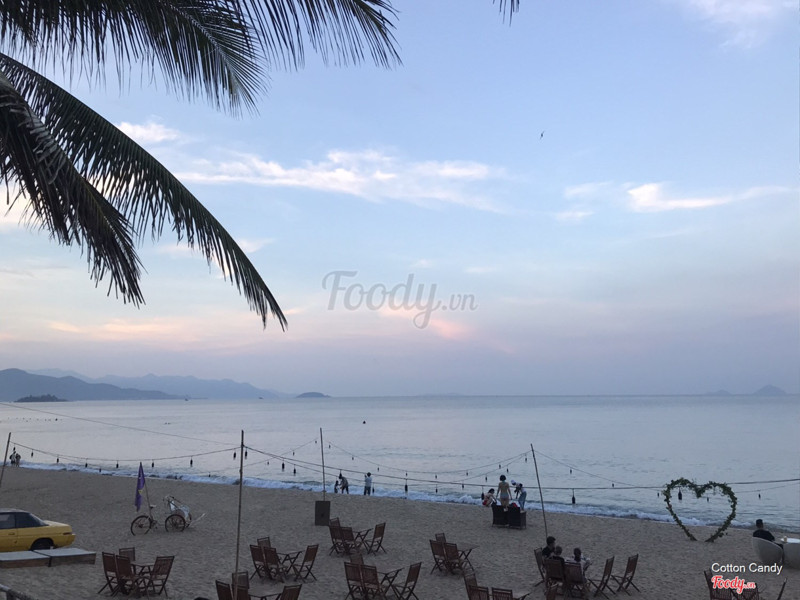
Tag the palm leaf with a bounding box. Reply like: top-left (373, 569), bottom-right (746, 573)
top-left (0, 0), bottom-right (267, 115)
top-left (1, 54), bottom-right (286, 329)
top-left (0, 67), bottom-right (144, 304)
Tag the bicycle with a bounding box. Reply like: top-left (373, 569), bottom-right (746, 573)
top-left (130, 495), bottom-right (202, 535)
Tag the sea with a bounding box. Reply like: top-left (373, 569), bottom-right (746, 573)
top-left (1, 395), bottom-right (798, 532)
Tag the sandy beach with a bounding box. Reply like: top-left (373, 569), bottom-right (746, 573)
top-left (0, 468), bottom-right (796, 600)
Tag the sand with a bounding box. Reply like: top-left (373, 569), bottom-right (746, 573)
top-left (0, 467), bottom-right (796, 600)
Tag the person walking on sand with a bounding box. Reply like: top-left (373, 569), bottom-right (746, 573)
top-left (364, 472), bottom-right (372, 495)
top-left (339, 474), bottom-right (349, 494)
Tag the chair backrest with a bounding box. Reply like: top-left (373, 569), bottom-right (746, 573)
top-left (752, 537), bottom-right (783, 566)
top-left (467, 584), bottom-right (491, 600)
top-left (215, 580), bottom-right (234, 600)
top-left (623, 554), bottom-right (638, 579)
top-left (405, 562), bottom-right (421, 588)
top-left (564, 562), bottom-right (584, 586)
top-left (601, 556), bottom-right (614, 581)
top-left (544, 558), bottom-right (565, 581)
top-left (373, 522), bottom-right (385, 540)
top-left (152, 555), bottom-right (174, 579)
top-left (279, 584), bottom-right (302, 600)
top-left (435, 532), bottom-right (447, 543)
top-left (341, 526), bottom-right (356, 544)
top-left (231, 571), bottom-right (249, 588)
top-left (534, 547), bottom-right (546, 578)
top-left (250, 544), bottom-right (266, 567)
top-left (115, 554), bottom-right (136, 579)
top-left (491, 588), bottom-right (515, 600)
top-left (430, 539), bottom-right (445, 557)
top-left (329, 517), bottom-right (340, 527)
top-left (264, 546), bottom-right (282, 568)
top-left (704, 569), bottom-right (736, 600)
top-left (257, 536), bottom-right (271, 549)
top-left (344, 561), bottom-right (363, 586)
top-left (302, 543), bottom-right (318, 564)
top-left (348, 553), bottom-right (364, 565)
top-left (444, 542), bottom-right (460, 561)
top-left (739, 585), bottom-right (760, 600)
top-left (464, 572), bottom-right (478, 595)
top-left (102, 552), bottom-right (117, 574)
top-left (118, 547), bottom-right (135, 561)
top-left (361, 564), bottom-right (381, 591)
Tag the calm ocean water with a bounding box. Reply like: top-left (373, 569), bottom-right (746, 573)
top-left (1, 395), bottom-right (798, 531)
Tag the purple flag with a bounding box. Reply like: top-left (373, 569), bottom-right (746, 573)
top-left (135, 462), bottom-right (146, 511)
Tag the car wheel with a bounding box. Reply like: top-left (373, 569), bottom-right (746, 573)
top-left (31, 538), bottom-right (53, 550)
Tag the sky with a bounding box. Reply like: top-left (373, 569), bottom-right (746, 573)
top-left (0, 1), bottom-right (798, 396)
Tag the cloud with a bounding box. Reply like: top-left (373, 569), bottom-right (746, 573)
top-left (563, 182), bottom-right (613, 199)
top-left (626, 183), bottom-right (793, 213)
top-left (176, 149), bottom-right (506, 212)
top-left (555, 210), bottom-right (593, 221)
top-left (116, 120), bottom-right (182, 144)
top-left (671, 0), bottom-right (793, 46)
top-left (627, 183), bottom-right (732, 212)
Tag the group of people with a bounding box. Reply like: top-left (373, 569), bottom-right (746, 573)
top-left (333, 472), bottom-right (373, 495)
top-left (542, 535), bottom-right (592, 576)
top-left (482, 475), bottom-right (527, 509)
top-left (8, 451), bottom-right (21, 466)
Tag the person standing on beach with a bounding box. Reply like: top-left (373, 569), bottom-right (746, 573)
top-left (364, 472), bottom-right (372, 495)
top-left (339, 474), bottom-right (349, 494)
top-left (497, 474), bottom-right (512, 508)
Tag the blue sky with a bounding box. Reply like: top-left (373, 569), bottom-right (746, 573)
top-left (1, 1), bottom-right (797, 396)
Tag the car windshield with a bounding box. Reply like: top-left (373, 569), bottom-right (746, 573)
top-left (15, 512), bottom-right (47, 528)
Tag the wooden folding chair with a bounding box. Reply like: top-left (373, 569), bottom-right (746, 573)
top-left (391, 562), bottom-right (421, 600)
top-left (533, 547), bottom-right (547, 588)
top-left (291, 544), bottom-right (318, 581)
top-left (139, 555), bottom-right (174, 597)
top-left (586, 556), bottom-right (614, 598)
top-left (115, 554), bottom-right (145, 596)
top-left (467, 583), bottom-right (491, 600)
top-left (329, 524), bottom-right (346, 555)
top-left (364, 522), bottom-right (387, 554)
top-left (563, 562), bottom-right (588, 598)
top-left (98, 552), bottom-right (121, 595)
top-left (610, 554), bottom-right (640, 595)
top-left (263, 546), bottom-right (287, 582)
top-left (429, 539), bottom-right (447, 573)
top-left (704, 570), bottom-right (736, 600)
top-left (250, 544), bottom-right (269, 580)
top-left (543, 558), bottom-right (565, 594)
top-left (362, 564), bottom-right (389, 599)
top-left (344, 561), bottom-right (366, 600)
top-left (492, 587), bottom-right (530, 600)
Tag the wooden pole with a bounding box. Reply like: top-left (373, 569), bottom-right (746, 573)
top-left (320, 428), bottom-right (327, 501)
top-left (531, 443), bottom-right (548, 538)
top-left (0, 433), bottom-right (11, 490)
top-left (234, 430), bottom-right (245, 575)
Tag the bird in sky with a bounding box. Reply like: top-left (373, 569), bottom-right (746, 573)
top-left (540, 131), bottom-right (545, 139)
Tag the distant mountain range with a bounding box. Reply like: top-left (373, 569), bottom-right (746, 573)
top-left (1, 368), bottom-right (291, 401)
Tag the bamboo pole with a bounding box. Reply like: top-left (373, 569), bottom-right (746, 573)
top-left (531, 443), bottom-right (548, 538)
top-left (0, 433), bottom-right (11, 490)
top-left (234, 430), bottom-right (244, 575)
top-left (320, 428), bottom-right (327, 501)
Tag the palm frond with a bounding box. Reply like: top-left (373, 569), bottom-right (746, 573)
top-left (0, 65), bottom-right (143, 304)
top-left (1, 54), bottom-right (286, 329)
top-left (0, 0), bottom-right (267, 115)
top-left (493, 0), bottom-right (520, 23)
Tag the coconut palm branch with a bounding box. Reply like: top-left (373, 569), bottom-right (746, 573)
top-left (1, 53), bottom-right (285, 328)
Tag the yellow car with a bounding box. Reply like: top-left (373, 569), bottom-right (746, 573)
top-left (0, 509), bottom-right (76, 552)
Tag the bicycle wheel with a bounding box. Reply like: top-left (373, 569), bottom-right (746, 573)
top-left (131, 515), bottom-right (153, 535)
top-left (164, 514), bottom-right (186, 532)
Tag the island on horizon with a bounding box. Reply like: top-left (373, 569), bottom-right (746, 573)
top-left (295, 392), bottom-right (331, 398)
top-left (15, 394), bottom-right (68, 403)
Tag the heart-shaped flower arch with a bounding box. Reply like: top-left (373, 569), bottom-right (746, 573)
top-left (663, 478), bottom-right (737, 542)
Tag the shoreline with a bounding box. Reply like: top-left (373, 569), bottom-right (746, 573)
top-left (10, 462), bottom-right (794, 532)
top-left (0, 468), bottom-right (797, 600)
